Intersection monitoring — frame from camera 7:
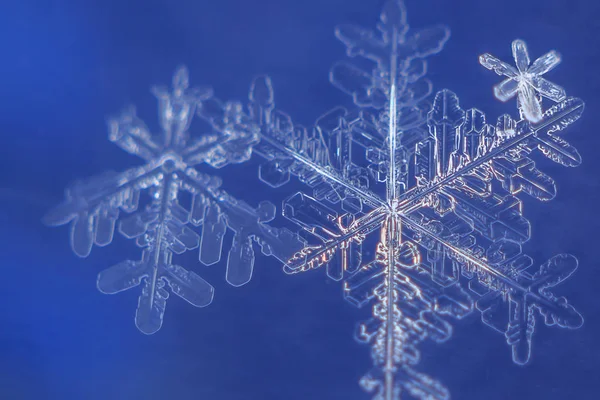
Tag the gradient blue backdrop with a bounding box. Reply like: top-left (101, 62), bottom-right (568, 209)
top-left (1, 0), bottom-right (598, 399)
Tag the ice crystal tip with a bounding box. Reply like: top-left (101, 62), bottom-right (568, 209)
top-left (378, 0), bottom-right (409, 39)
top-left (249, 75), bottom-right (274, 106)
top-left (173, 65), bottom-right (190, 91)
top-left (46, 0), bottom-right (584, 399)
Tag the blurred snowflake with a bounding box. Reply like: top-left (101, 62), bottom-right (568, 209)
top-left (44, 67), bottom-right (303, 334)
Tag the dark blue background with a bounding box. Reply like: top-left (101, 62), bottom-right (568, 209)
top-left (1, 0), bottom-right (598, 399)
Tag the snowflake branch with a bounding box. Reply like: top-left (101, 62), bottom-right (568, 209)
top-left (43, 165), bottom-right (164, 257)
top-left (398, 96), bottom-right (584, 213)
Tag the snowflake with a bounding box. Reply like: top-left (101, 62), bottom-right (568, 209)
top-left (44, 66), bottom-right (303, 334)
top-left (197, 1), bottom-right (583, 399)
top-left (480, 39), bottom-right (566, 123)
top-left (45, 0), bottom-right (584, 398)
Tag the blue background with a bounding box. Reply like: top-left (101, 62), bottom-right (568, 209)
top-left (0, 0), bottom-right (598, 399)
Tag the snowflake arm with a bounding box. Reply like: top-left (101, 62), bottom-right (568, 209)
top-left (198, 75), bottom-right (387, 209)
top-left (331, 0), bottom-right (449, 196)
top-left (96, 169), bottom-right (212, 334)
top-left (150, 66), bottom-right (213, 150)
top-left (402, 93), bottom-right (584, 210)
top-left (108, 107), bottom-right (162, 161)
top-left (401, 213), bottom-right (583, 364)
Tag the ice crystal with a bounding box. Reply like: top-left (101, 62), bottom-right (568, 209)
top-left (44, 66), bottom-right (303, 334)
top-left (200, 1), bottom-right (582, 399)
top-left (480, 39), bottom-right (566, 123)
top-left (45, 0), bottom-right (584, 398)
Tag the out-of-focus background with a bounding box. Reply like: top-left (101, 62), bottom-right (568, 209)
top-left (0, 0), bottom-right (598, 399)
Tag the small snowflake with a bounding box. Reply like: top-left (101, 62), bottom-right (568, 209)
top-left (480, 39), bottom-right (566, 122)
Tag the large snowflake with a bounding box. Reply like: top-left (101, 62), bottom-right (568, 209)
top-left (45, 0), bottom-right (584, 399)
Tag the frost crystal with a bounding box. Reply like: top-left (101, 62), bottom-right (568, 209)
top-left (45, 0), bottom-right (584, 398)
